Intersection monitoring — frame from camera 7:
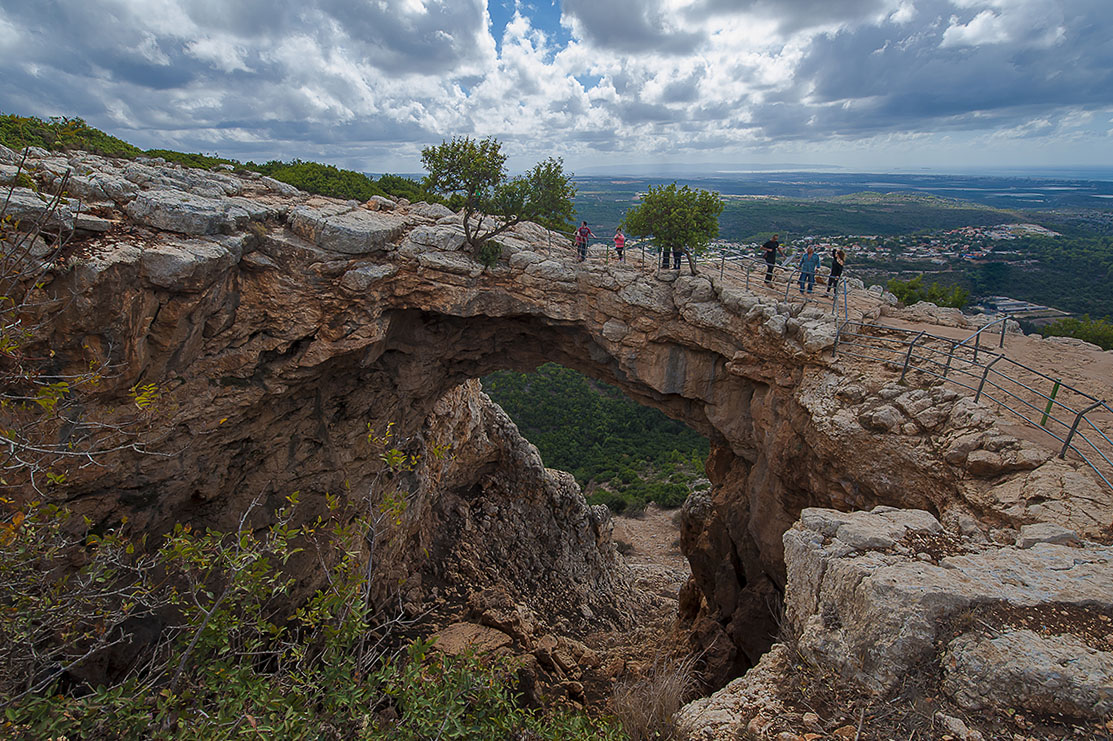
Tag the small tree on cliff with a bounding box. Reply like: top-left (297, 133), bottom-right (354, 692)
top-left (622, 183), bottom-right (723, 274)
top-left (421, 137), bottom-right (575, 264)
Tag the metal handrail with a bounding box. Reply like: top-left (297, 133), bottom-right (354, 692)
top-left (833, 320), bottom-right (1112, 490)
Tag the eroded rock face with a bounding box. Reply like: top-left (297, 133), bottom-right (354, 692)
top-left (676, 507), bottom-right (1113, 739)
top-left (11, 145), bottom-right (1110, 688)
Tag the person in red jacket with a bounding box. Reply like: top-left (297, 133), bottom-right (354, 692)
top-left (574, 221), bottom-right (594, 262)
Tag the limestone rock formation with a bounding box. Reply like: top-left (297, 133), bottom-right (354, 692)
top-left (676, 506), bottom-right (1113, 739)
top-left (6, 144), bottom-right (1112, 728)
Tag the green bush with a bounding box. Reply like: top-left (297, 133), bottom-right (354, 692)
top-left (143, 149), bottom-right (239, 170)
top-left (0, 467), bottom-right (621, 739)
top-left (886, 274), bottom-right (969, 308)
top-left (0, 114), bottom-right (141, 158)
top-left (481, 363), bottom-right (710, 500)
top-left (1039, 314), bottom-right (1113, 350)
top-left (649, 483), bottom-right (689, 509)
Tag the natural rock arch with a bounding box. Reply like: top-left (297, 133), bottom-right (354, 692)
top-left (17, 147), bottom-right (1109, 687)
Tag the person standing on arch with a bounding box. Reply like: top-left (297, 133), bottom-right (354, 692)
top-left (574, 221), bottom-right (594, 262)
top-left (613, 227), bottom-right (626, 262)
top-left (762, 234), bottom-right (782, 284)
top-left (826, 247), bottom-right (845, 294)
top-left (799, 244), bottom-right (820, 294)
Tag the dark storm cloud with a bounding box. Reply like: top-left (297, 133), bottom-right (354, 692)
top-left (317, 0), bottom-right (489, 75)
top-left (785, 0), bottom-right (1113, 138)
top-left (696, 0), bottom-right (897, 33)
top-left (659, 68), bottom-right (706, 104)
top-left (560, 0), bottom-right (705, 55)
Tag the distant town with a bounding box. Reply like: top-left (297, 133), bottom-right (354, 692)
top-left (711, 223), bottom-right (1072, 324)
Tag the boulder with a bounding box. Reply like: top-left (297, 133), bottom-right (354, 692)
top-left (943, 629), bottom-right (1113, 718)
top-left (288, 203), bottom-right (410, 254)
top-left (126, 188), bottom-right (248, 235)
top-left (784, 507), bottom-right (1113, 694)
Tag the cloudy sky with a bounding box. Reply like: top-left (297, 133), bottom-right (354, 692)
top-left (1, 0), bottom-right (1110, 174)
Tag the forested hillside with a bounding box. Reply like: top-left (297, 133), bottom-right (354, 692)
top-left (482, 364), bottom-right (709, 512)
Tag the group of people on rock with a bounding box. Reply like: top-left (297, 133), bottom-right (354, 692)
top-left (762, 234), bottom-right (845, 295)
top-left (573, 221), bottom-right (627, 263)
top-left (573, 223), bottom-right (846, 296)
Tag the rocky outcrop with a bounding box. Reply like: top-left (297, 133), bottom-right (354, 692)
top-left (6, 144), bottom-right (1111, 700)
top-left (677, 507), bottom-right (1113, 739)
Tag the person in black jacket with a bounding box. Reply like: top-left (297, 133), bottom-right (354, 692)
top-left (762, 234), bottom-right (782, 284)
top-left (826, 248), bottom-right (845, 294)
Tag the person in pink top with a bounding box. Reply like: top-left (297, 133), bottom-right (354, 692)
top-left (613, 227), bottom-right (626, 262)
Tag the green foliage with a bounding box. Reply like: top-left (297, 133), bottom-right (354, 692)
top-left (1039, 314), bottom-right (1113, 350)
top-left (482, 364), bottom-right (708, 512)
top-left (0, 498), bottom-right (620, 739)
top-left (143, 149), bottom-right (239, 170)
top-left (421, 137), bottom-right (575, 250)
top-left (969, 235), bottom-right (1113, 317)
top-left (252, 158), bottom-right (389, 201)
top-left (622, 182), bottom-right (723, 271)
top-left (886, 274), bottom-right (970, 308)
top-left (251, 159), bottom-right (446, 206)
top-left (0, 114), bottom-right (141, 159)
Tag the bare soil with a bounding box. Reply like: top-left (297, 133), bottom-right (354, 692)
top-left (580, 504), bottom-right (694, 707)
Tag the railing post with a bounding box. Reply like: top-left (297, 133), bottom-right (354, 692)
top-left (745, 261), bottom-right (751, 289)
top-left (999, 313), bottom-right (1008, 348)
top-left (942, 339), bottom-right (956, 379)
top-left (1040, 380), bottom-right (1061, 427)
top-left (720, 252), bottom-right (725, 280)
top-left (1059, 400), bottom-right (1103, 459)
top-left (842, 274), bottom-right (848, 319)
top-left (900, 331), bottom-right (925, 383)
top-left (974, 354), bottom-right (1004, 402)
top-left (973, 327), bottom-right (981, 364)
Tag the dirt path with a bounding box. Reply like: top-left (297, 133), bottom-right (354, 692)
top-left (580, 504), bottom-right (692, 708)
top-left (612, 504), bottom-right (691, 601)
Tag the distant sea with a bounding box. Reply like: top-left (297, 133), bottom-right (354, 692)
top-left (569, 170), bottom-right (1113, 210)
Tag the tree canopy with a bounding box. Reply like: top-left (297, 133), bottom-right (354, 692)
top-left (421, 137), bottom-right (575, 261)
top-left (886, 274), bottom-right (970, 308)
top-left (622, 182), bottom-right (723, 273)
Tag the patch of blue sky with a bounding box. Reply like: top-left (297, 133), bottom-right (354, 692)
top-left (488, 0), bottom-right (572, 56)
top-left (575, 74), bottom-right (602, 90)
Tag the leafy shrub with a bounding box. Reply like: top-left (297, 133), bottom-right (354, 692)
top-left (143, 149), bottom-right (239, 170)
top-left (886, 274), bottom-right (969, 308)
top-left (1039, 314), bottom-right (1113, 350)
top-left (0, 495), bottom-right (623, 740)
top-left (650, 483), bottom-right (689, 509)
top-left (0, 114), bottom-right (141, 158)
top-left (0, 427), bottom-right (618, 739)
top-left (250, 159), bottom-right (446, 205)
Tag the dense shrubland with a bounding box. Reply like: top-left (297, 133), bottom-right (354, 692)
top-left (0, 497), bottom-right (623, 739)
top-left (482, 364), bottom-right (709, 513)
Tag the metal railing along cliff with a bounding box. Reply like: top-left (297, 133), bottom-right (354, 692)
top-left (833, 320), bottom-right (1113, 490)
top-left (550, 230), bottom-right (1112, 491)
